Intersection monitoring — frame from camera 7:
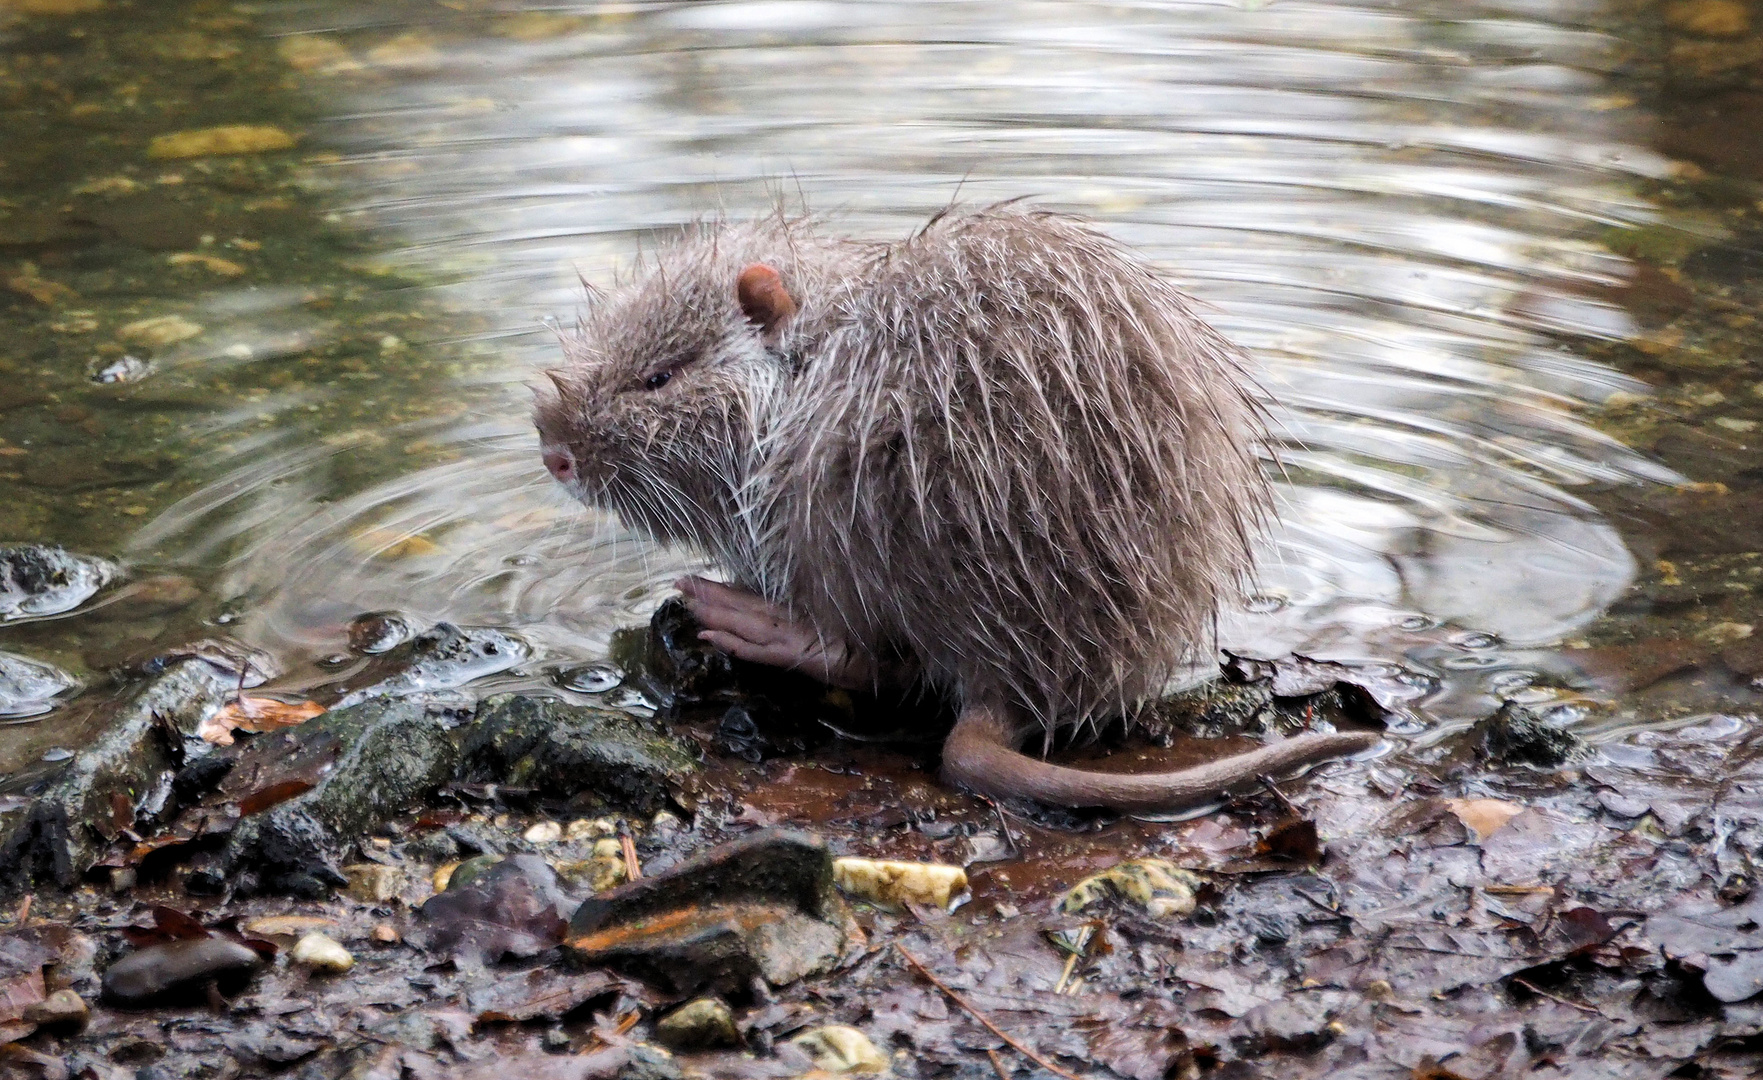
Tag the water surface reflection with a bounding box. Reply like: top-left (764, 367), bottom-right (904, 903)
top-left (128, 0), bottom-right (1701, 733)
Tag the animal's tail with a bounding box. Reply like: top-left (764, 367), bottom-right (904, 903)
top-left (940, 704), bottom-right (1380, 813)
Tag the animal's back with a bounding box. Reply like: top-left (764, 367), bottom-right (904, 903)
top-left (758, 207), bottom-right (1271, 735)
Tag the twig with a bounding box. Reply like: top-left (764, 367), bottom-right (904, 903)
top-left (1052, 951), bottom-right (1079, 995)
top-left (1511, 977), bottom-right (1600, 1015)
top-left (896, 944), bottom-right (1084, 1080)
top-left (983, 795), bottom-right (1020, 855)
top-left (12, 894), bottom-right (31, 926)
top-left (1258, 774), bottom-right (1298, 816)
top-left (620, 834), bottom-right (641, 881)
top-left (987, 1048), bottom-right (1013, 1080)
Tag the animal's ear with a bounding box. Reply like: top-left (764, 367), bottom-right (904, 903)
top-left (736, 263), bottom-right (796, 344)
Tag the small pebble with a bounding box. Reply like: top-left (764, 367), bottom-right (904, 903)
top-left (343, 863), bottom-right (404, 904)
top-left (790, 1025), bottom-right (888, 1074)
top-left (565, 817), bottom-right (618, 841)
top-left (655, 997), bottom-right (739, 1050)
top-left (290, 932), bottom-right (353, 974)
top-left (23, 989), bottom-right (88, 1029)
top-left (523, 820), bottom-right (562, 844)
top-left (370, 923), bottom-right (400, 945)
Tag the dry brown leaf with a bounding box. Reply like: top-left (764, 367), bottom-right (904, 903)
top-left (1443, 797), bottom-right (1524, 842)
top-left (200, 696), bottom-right (325, 745)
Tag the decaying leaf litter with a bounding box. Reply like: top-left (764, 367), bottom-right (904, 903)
top-left (0, 588), bottom-right (1759, 1079)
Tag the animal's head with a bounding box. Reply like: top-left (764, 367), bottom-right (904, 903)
top-left (533, 221), bottom-right (810, 546)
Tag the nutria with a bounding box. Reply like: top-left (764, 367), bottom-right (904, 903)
top-left (534, 205), bottom-right (1378, 812)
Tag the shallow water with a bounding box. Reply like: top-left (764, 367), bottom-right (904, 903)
top-left (1, 0), bottom-right (1759, 765)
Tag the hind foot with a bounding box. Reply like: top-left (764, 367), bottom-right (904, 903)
top-left (675, 576), bottom-right (879, 691)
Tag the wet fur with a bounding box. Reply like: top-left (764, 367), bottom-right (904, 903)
top-left (536, 205), bottom-right (1373, 809)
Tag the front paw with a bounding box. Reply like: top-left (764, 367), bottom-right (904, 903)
top-left (674, 576), bottom-right (877, 691)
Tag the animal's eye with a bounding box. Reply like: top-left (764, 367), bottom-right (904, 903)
top-left (643, 370), bottom-right (673, 391)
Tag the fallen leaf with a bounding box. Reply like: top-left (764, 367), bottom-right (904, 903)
top-left (200, 696), bottom-right (324, 745)
top-left (1444, 798), bottom-right (1524, 842)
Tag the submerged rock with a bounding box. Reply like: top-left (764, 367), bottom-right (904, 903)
top-left (222, 698), bottom-right (465, 895)
top-left (462, 694), bottom-right (697, 812)
top-left (0, 660), bottom-right (236, 891)
top-left (331, 623), bottom-right (530, 708)
top-left (0, 545), bottom-right (115, 621)
top-left (565, 829), bottom-right (857, 992)
top-left (0, 651), bottom-right (78, 718)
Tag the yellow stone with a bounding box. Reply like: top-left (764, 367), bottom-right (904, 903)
top-left (790, 1026), bottom-right (889, 1074)
top-left (118, 314), bottom-right (202, 346)
top-left (243, 914), bottom-right (338, 937)
top-left (147, 125), bottom-right (297, 160)
top-left (1665, 0), bottom-right (1751, 38)
top-left (167, 252), bottom-right (246, 276)
top-left (833, 858), bottom-right (968, 912)
top-left (277, 36), bottom-right (359, 74)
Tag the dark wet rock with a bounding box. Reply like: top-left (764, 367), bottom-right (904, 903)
top-left (0, 545), bottom-right (115, 621)
top-left (0, 651), bottom-right (77, 718)
top-left (416, 853), bottom-right (569, 966)
top-left (222, 698), bottom-right (466, 896)
top-left (565, 829), bottom-right (856, 992)
top-left (654, 997), bottom-right (740, 1050)
top-left (645, 598), bottom-right (736, 701)
top-left (639, 599), bottom-right (920, 759)
top-left (346, 610), bottom-right (417, 655)
top-left (1474, 702), bottom-right (1583, 768)
top-left (101, 937), bottom-right (265, 1005)
top-left (461, 694), bottom-right (697, 813)
top-left (330, 622), bottom-right (530, 708)
top-left (0, 659), bottom-right (235, 891)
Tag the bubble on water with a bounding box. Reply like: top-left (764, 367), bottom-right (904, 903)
top-left (603, 685), bottom-right (656, 712)
top-left (557, 663), bottom-right (622, 694)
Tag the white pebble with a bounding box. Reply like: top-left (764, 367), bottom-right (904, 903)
top-left (291, 932), bottom-right (354, 973)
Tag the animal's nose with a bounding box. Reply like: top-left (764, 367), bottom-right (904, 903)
top-left (542, 448), bottom-right (575, 482)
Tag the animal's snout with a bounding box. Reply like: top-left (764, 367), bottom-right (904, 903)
top-left (542, 447), bottom-right (576, 482)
